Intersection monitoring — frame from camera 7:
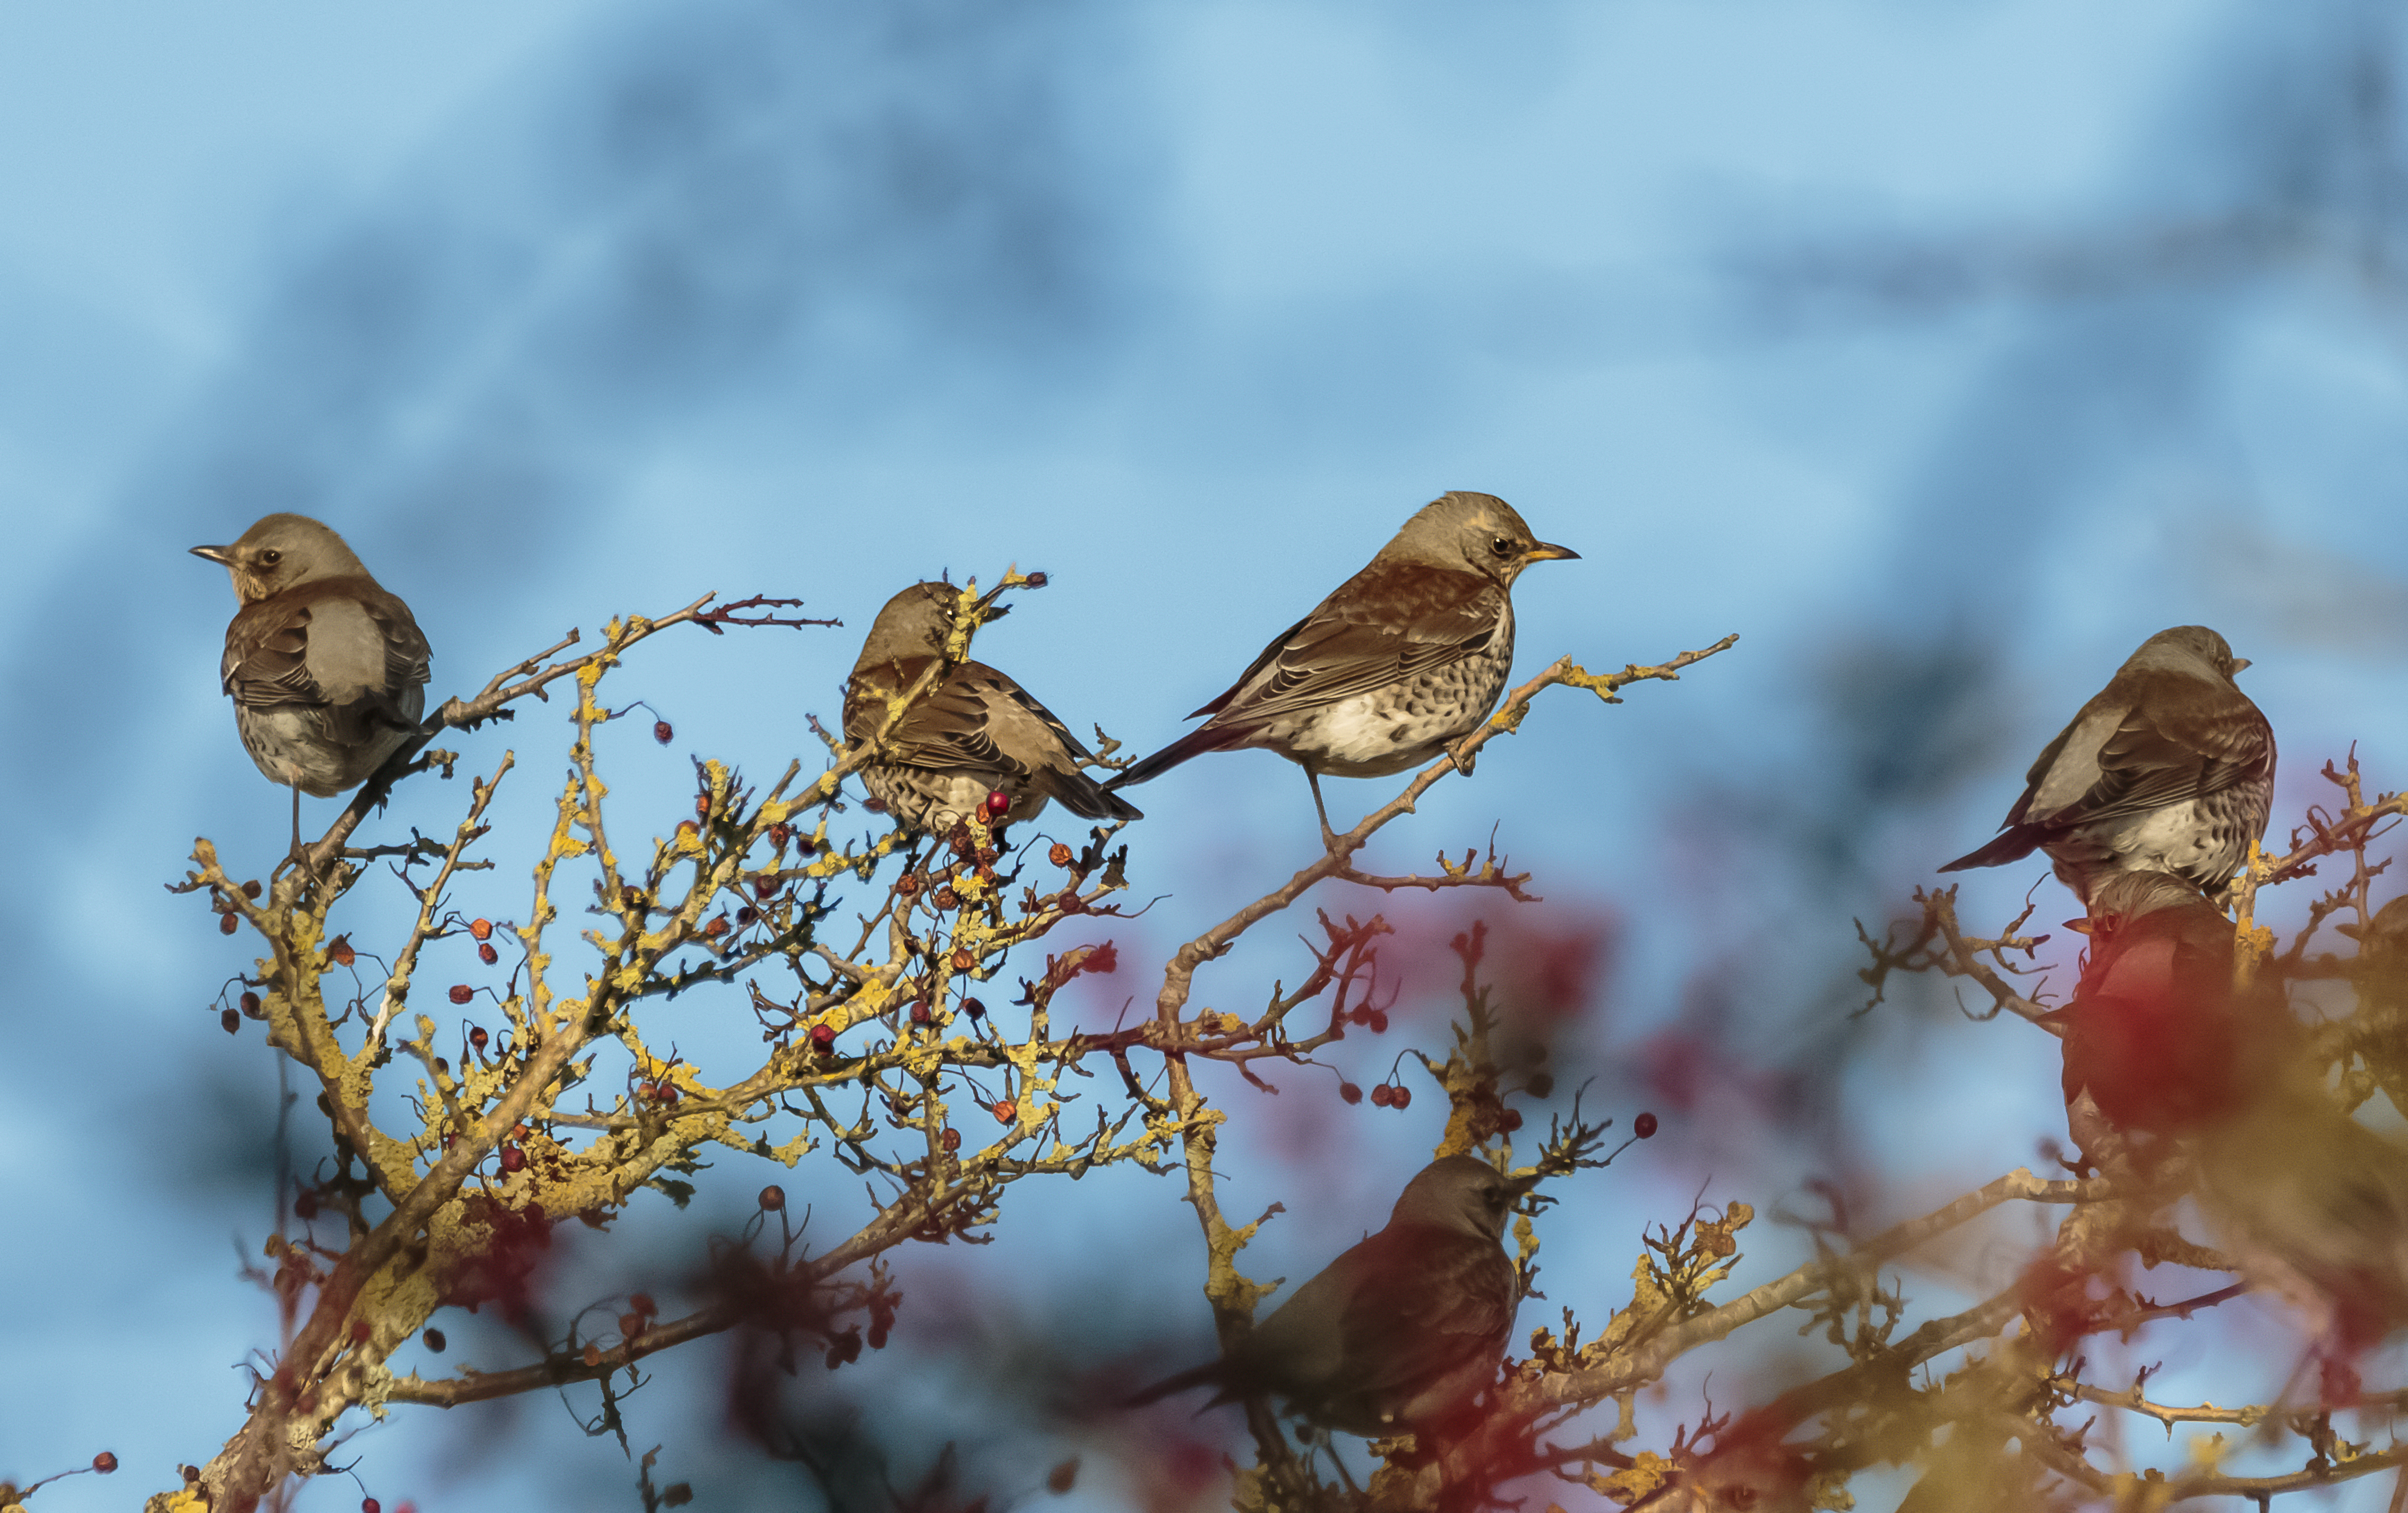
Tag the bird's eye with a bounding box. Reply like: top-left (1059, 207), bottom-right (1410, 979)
top-left (258, 549), bottom-right (282, 566)
top-left (1727, 1489), bottom-right (1758, 1510)
top-left (1489, 535), bottom-right (1515, 558)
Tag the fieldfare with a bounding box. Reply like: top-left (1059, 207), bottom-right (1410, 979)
top-left (193, 514), bottom-right (431, 853)
top-left (1128, 1155), bottom-right (1525, 1436)
top-left (844, 581), bottom-right (1140, 834)
top-left (2053, 870), bottom-right (2283, 1162)
top-left (1105, 491), bottom-right (1576, 841)
top-left (1941, 626), bottom-right (2274, 906)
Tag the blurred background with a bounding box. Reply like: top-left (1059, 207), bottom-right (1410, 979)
top-left (7, 0), bottom-right (2408, 1507)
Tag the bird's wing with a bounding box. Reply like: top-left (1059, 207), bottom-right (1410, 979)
top-left (1326, 1226), bottom-right (1515, 1399)
top-left (222, 599), bottom-right (323, 710)
top-left (2035, 678), bottom-right (2271, 828)
top-left (855, 662), bottom-right (1078, 781)
top-left (223, 579), bottom-right (428, 723)
top-left (1187, 563), bottom-right (1501, 729)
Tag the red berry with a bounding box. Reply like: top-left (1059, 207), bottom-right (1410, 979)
top-left (350, 1319), bottom-right (371, 1344)
top-left (1024, 571), bottom-right (1048, 588)
top-left (1057, 891), bottom-right (1083, 914)
top-left (424, 1328), bottom-right (446, 1352)
top-left (448, 984), bottom-right (473, 1005)
top-left (1528, 1073), bottom-right (1555, 1099)
top-left (951, 948), bottom-right (976, 972)
top-left (630, 1292), bottom-right (657, 1317)
top-left (240, 991), bottom-right (262, 1016)
top-left (93, 1453), bottom-right (117, 1474)
top-left (1370, 1084), bottom-right (1393, 1107)
top-left (477, 942), bottom-right (499, 965)
top-left (1635, 1112), bottom-right (1659, 1139)
top-left (1390, 1086), bottom-right (1412, 1110)
top-left (1366, 1011), bottom-right (1389, 1033)
top-left (1048, 843), bottom-right (1074, 867)
top-left (768, 823), bottom-right (792, 848)
top-left (737, 906), bottom-right (757, 926)
top-left (794, 833), bottom-right (815, 856)
top-left (469, 1026), bottom-right (489, 1051)
top-left (219, 914), bottom-right (239, 936)
top-left (993, 1100), bottom-right (1016, 1124)
top-left (364, 1498), bottom-right (381, 1513)
top-left (933, 887), bottom-right (960, 911)
top-left (222, 1007), bottom-right (241, 1033)
top-left (469, 917), bottom-right (493, 941)
top-left (653, 720), bottom-right (673, 745)
top-left (327, 936), bottom-right (355, 966)
top-left (963, 998), bottom-right (986, 1021)
top-left (619, 1311), bottom-right (644, 1338)
top-left (895, 872), bottom-right (921, 897)
top-left (696, 794), bottom-right (712, 820)
top-left (240, 880), bottom-right (262, 899)
top-left (294, 1190), bottom-right (319, 1220)
top-left (810, 1023), bottom-right (836, 1050)
top-left (910, 1001), bottom-right (931, 1024)
top-left (941, 1128), bottom-right (962, 1152)
top-left (655, 1081), bottom-right (680, 1105)
top-left (1501, 1109), bottom-right (1524, 1132)
top-left (1340, 1082), bottom-right (1363, 1105)
top-left (984, 790), bottom-right (1011, 818)
top-left (500, 1146), bottom-right (526, 1173)
top-left (760, 1185), bottom-right (786, 1212)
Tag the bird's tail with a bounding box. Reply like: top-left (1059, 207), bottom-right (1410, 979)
top-left (1104, 725), bottom-right (1243, 791)
top-left (1939, 826), bottom-right (2042, 874)
top-left (1123, 1360), bottom-right (1226, 1410)
top-left (1050, 769), bottom-right (1145, 823)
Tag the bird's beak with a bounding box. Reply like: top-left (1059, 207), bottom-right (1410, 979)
top-left (1505, 1171), bottom-right (1544, 1197)
top-left (1522, 542), bottom-right (1579, 564)
top-left (2229, 657), bottom-right (2251, 674)
top-left (190, 544), bottom-right (232, 565)
top-left (2062, 918), bottom-right (2092, 935)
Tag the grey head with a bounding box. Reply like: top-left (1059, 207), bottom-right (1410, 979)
top-left (2123, 625), bottom-right (2248, 682)
top-left (853, 581), bottom-right (1012, 674)
top-left (2083, 870), bottom-right (2215, 928)
top-left (1387, 1155), bottom-right (1526, 1243)
top-left (1371, 491), bottom-right (1579, 586)
top-left (190, 514), bottom-right (375, 605)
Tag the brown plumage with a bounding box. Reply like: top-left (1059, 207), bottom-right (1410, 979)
top-left (843, 582), bottom-right (1138, 834)
top-left (192, 514), bottom-right (431, 850)
top-left (2058, 876), bottom-right (2408, 1361)
top-left (1126, 1156), bottom-right (1523, 1435)
top-left (2056, 871), bottom-right (2279, 1147)
top-left (1941, 626), bottom-right (2274, 906)
top-left (1105, 491), bottom-right (1576, 839)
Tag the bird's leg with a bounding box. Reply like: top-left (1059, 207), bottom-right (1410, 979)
top-left (288, 782), bottom-right (306, 864)
top-left (1313, 1428), bottom-right (1363, 1496)
top-left (1307, 768), bottom-right (1343, 854)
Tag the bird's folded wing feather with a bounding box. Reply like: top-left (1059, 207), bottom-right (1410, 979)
top-left (1332, 1227), bottom-right (1513, 1397)
top-left (858, 662), bottom-right (1088, 780)
top-left (2038, 694), bottom-right (2270, 828)
top-left (1189, 565), bottom-right (1500, 728)
top-left (223, 579), bottom-right (429, 719)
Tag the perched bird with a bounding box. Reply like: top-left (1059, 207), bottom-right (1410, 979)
top-left (2056, 877), bottom-right (2408, 1364)
top-left (844, 582), bottom-right (1140, 834)
top-left (2056, 870), bottom-right (2282, 1154)
top-left (1104, 492), bottom-right (1576, 841)
top-left (1128, 1156), bottom-right (1525, 1435)
top-left (192, 514), bottom-right (432, 853)
top-left (1940, 626), bottom-right (2274, 906)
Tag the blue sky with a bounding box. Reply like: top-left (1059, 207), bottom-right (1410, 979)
top-left (8, 2), bottom-right (2408, 1509)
